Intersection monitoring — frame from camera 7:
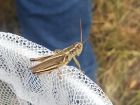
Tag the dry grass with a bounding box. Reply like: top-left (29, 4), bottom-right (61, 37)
top-left (90, 0), bottom-right (140, 105)
top-left (0, 0), bottom-right (20, 34)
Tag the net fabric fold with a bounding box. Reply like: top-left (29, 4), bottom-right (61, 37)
top-left (0, 32), bottom-right (113, 105)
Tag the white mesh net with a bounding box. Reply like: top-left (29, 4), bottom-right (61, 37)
top-left (0, 32), bottom-right (113, 105)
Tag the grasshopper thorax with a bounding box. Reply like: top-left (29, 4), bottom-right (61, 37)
top-left (73, 42), bottom-right (83, 56)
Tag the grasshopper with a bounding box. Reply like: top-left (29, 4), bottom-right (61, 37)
top-left (28, 19), bottom-right (88, 79)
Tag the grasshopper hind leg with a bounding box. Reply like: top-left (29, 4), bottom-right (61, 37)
top-left (32, 64), bottom-right (63, 79)
top-left (30, 54), bottom-right (53, 62)
top-left (29, 49), bottom-right (61, 62)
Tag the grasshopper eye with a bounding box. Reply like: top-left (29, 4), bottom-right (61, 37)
top-left (77, 44), bottom-right (81, 49)
top-left (65, 55), bottom-right (68, 59)
top-left (70, 50), bottom-right (74, 54)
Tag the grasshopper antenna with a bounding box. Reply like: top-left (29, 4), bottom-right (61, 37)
top-left (80, 18), bottom-right (89, 44)
top-left (83, 37), bottom-right (89, 44)
top-left (80, 18), bottom-right (82, 43)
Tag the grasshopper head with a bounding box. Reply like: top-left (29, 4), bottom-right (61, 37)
top-left (74, 42), bottom-right (83, 56)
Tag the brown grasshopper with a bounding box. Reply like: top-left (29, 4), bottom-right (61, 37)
top-left (28, 19), bottom-right (88, 79)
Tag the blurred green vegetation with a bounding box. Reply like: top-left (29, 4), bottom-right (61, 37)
top-left (90, 0), bottom-right (140, 105)
top-left (0, 0), bottom-right (20, 34)
top-left (0, 0), bottom-right (140, 105)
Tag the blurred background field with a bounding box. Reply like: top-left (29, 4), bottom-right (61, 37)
top-left (0, 0), bottom-right (140, 105)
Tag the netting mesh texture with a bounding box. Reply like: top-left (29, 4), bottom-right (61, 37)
top-left (0, 32), bottom-right (113, 105)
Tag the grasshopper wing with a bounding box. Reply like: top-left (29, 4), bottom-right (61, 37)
top-left (30, 54), bottom-right (54, 62)
top-left (28, 53), bottom-right (65, 72)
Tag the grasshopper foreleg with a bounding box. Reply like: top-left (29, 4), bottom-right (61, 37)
top-left (73, 56), bottom-right (85, 73)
